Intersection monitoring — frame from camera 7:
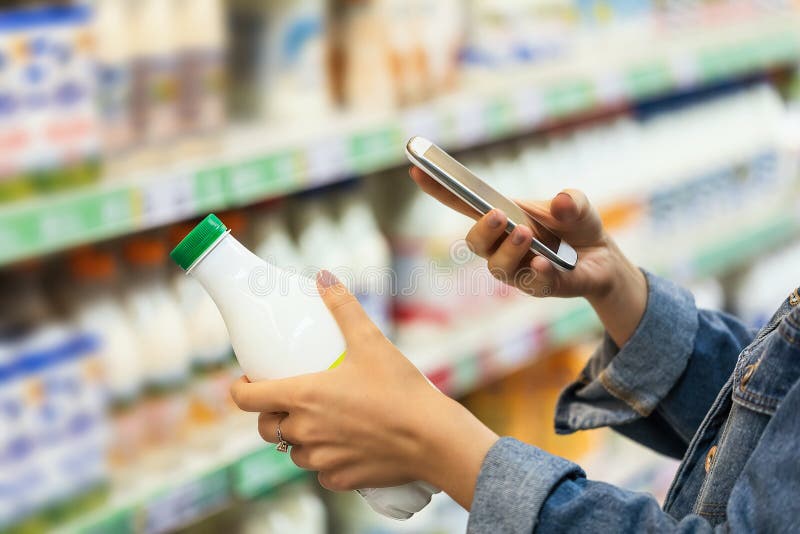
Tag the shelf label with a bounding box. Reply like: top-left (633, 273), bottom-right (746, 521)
top-left (306, 136), bottom-right (350, 186)
top-left (350, 126), bottom-right (402, 173)
top-left (266, 150), bottom-right (302, 194)
top-left (594, 72), bottom-right (626, 105)
top-left (543, 81), bottom-right (595, 118)
top-left (453, 98), bottom-right (487, 145)
top-left (485, 98), bottom-right (515, 138)
top-left (512, 87), bottom-right (545, 128)
top-left (625, 62), bottom-right (673, 99)
top-left (402, 105), bottom-right (443, 143)
top-left (227, 158), bottom-right (271, 204)
top-left (140, 172), bottom-right (194, 227)
top-left (143, 468), bottom-right (230, 534)
top-left (194, 166), bottom-right (229, 211)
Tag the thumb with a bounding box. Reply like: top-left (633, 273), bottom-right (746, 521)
top-left (316, 270), bottom-right (376, 345)
top-left (550, 189), bottom-right (590, 224)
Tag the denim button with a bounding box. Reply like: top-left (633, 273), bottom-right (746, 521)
top-left (705, 445), bottom-right (718, 474)
top-left (740, 363), bottom-right (758, 391)
top-left (790, 289), bottom-right (799, 307)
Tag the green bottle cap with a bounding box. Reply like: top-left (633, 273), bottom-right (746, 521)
top-left (169, 214), bottom-right (227, 270)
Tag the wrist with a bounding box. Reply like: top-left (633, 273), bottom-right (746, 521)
top-left (412, 392), bottom-right (498, 509)
top-left (586, 237), bottom-right (647, 347)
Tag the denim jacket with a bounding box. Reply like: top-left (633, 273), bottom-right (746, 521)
top-left (468, 272), bottom-right (800, 533)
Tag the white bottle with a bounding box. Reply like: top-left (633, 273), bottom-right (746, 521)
top-left (171, 214), bottom-right (437, 520)
top-left (337, 194), bottom-right (393, 336)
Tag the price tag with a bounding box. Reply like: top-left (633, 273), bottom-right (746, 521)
top-left (228, 159), bottom-right (269, 204)
top-left (194, 166), bottom-right (229, 211)
top-left (402, 105), bottom-right (442, 142)
top-left (140, 172), bottom-right (194, 226)
top-left (98, 191), bottom-right (134, 231)
top-left (669, 54), bottom-right (699, 89)
top-left (306, 136), bottom-right (350, 185)
top-left (594, 72), bottom-right (626, 105)
top-left (512, 88), bottom-right (545, 127)
top-left (143, 469), bottom-right (229, 534)
top-left (454, 98), bottom-right (487, 145)
top-left (39, 207), bottom-right (84, 246)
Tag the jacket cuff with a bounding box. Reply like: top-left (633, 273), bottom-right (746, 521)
top-left (467, 438), bottom-right (584, 534)
top-left (555, 271), bottom-right (698, 432)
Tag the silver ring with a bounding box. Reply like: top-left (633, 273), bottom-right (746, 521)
top-left (276, 419), bottom-right (290, 453)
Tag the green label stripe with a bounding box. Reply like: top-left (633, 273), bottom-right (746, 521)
top-left (350, 126), bottom-right (403, 173)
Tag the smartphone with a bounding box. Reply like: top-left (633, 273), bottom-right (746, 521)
top-left (406, 136), bottom-right (577, 271)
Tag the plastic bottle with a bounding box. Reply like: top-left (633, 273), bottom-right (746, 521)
top-left (174, 0), bottom-right (226, 139)
top-left (254, 210), bottom-right (304, 271)
top-left (122, 236), bottom-right (191, 461)
top-left (129, 0), bottom-right (179, 153)
top-left (67, 248), bottom-right (146, 478)
top-left (92, 0), bottom-right (134, 161)
top-left (337, 193), bottom-right (393, 336)
top-left (170, 214), bottom-right (437, 520)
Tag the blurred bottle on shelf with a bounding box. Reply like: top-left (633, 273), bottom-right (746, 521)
top-left (174, 0), bottom-right (227, 145)
top-left (128, 0), bottom-right (180, 164)
top-left (0, 264), bottom-right (108, 532)
top-left (92, 0), bottom-right (134, 169)
top-left (0, 3), bottom-right (100, 203)
top-left (336, 190), bottom-right (394, 336)
top-left (122, 236), bottom-right (191, 465)
top-left (64, 247), bottom-right (146, 486)
top-left (227, 0), bottom-right (333, 122)
top-left (254, 208), bottom-right (304, 271)
top-left (168, 224), bottom-right (233, 446)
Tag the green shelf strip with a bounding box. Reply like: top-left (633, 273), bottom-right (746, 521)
top-left (1, 26), bottom-right (799, 267)
top-left (61, 446), bottom-right (302, 534)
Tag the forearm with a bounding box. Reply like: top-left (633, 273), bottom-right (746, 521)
top-left (586, 239), bottom-right (648, 348)
top-left (415, 394), bottom-right (499, 510)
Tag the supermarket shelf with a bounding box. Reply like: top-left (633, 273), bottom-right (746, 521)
top-left (55, 210), bottom-right (800, 533)
top-left (56, 417), bottom-right (305, 534)
top-left (417, 210), bottom-right (800, 398)
top-left (2, 16), bottom-right (800, 266)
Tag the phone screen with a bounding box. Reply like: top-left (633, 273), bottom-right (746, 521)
top-left (421, 143), bottom-right (562, 252)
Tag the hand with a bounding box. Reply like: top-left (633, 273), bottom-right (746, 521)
top-left (230, 271), bottom-right (498, 509)
top-left (409, 166), bottom-right (647, 346)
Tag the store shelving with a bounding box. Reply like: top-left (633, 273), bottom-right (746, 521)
top-left (1, 15), bottom-right (799, 267)
top-left (55, 202), bottom-right (800, 534)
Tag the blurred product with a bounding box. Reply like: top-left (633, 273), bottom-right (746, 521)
top-left (239, 480), bottom-right (326, 534)
top-left (337, 191), bottom-right (393, 336)
top-left (174, 0), bottom-right (226, 139)
top-left (92, 0), bottom-right (134, 161)
top-left (66, 248), bottom-right (146, 481)
top-left (129, 0), bottom-right (180, 156)
top-left (168, 224), bottom-right (233, 443)
top-left (171, 214), bottom-right (437, 520)
top-left (733, 241), bottom-right (800, 327)
top-left (254, 209), bottom-right (304, 270)
top-left (227, 0), bottom-right (333, 121)
top-left (122, 235), bottom-right (191, 460)
top-left (0, 266), bottom-right (107, 531)
top-left (0, 3), bottom-right (99, 202)
top-left (294, 196), bottom-right (350, 276)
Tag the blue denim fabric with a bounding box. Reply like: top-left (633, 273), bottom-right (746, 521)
top-left (467, 272), bottom-right (800, 533)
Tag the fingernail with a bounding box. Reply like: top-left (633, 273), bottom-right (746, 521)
top-left (511, 227), bottom-right (527, 246)
top-left (488, 210), bottom-right (505, 228)
top-left (317, 269), bottom-right (340, 288)
top-left (556, 192), bottom-right (573, 202)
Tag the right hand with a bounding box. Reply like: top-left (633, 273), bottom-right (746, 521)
top-left (409, 166), bottom-right (625, 301)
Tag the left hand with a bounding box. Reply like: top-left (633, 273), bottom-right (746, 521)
top-left (230, 270), bottom-right (498, 502)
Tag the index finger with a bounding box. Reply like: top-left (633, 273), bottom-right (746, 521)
top-left (230, 375), bottom-right (308, 413)
top-left (408, 166), bottom-right (479, 220)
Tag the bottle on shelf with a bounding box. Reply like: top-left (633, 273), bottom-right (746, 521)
top-left (122, 235), bottom-right (192, 465)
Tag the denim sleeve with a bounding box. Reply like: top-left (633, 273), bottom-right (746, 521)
top-left (555, 271), bottom-right (755, 458)
top-left (535, 377), bottom-right (800, 533)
